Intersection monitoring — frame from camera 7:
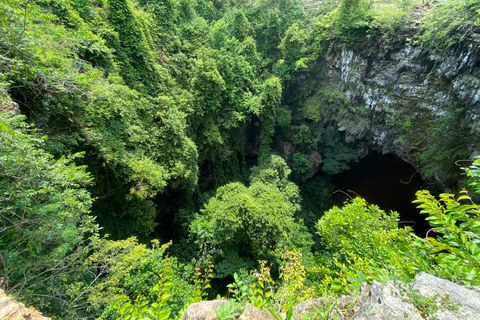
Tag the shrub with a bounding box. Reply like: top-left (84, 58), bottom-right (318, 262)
top-left (311, 198), bottom-right (431, 293)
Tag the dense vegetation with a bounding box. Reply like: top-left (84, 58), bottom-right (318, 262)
top-left (1, 0), bottom-right (480, 318)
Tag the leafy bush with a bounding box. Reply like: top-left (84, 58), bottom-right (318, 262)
top-left (414, 188), bottom-right (480, 285)
top-left (0, 110), bottom-right (99, 318)
top-left (415, 97), bottom-right (470, 186)
top-left (308, 0), bottom-right (373, 58)
top-left (321, 132), bottom-right (358, 175)
top-left (311, 198), bottom-right (431, 293)
top-left (214, 300), bottom-right (244, 320)
top-left (420, 0), bottom-right (480, 51)
top-left (190, 156), bottom-right (312, 278)
top-left (275, 250), bottom-right (314, 311)
top-left (290, 152), bottom-right (311, 181)
top-left (369, 0), bottom-right (420, 36)
top-left (301, 88), bottom-right (351, 122)
top-left (95, 239), bottom-right (196, 320)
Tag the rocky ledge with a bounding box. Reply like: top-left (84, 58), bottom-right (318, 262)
top-left (180, 272), bottom-right (480, 320)
top-left (0, 289), bottom-right (50, 320)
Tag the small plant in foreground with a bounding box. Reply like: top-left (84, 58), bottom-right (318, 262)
top-left (267, 301), bottom-right (294, 320)
top-left (110, 257), bottom-right (173, 320)
top-left (250, 260), bottom-right (275, 308)
top-left (214, 301), bottom-right (244, 320)
top-left (303, 300), bottom-right (339, 320)
top-left (227, 272), bottom-right (250, 302)
top-left (192, 261), bottom-right (214, 302)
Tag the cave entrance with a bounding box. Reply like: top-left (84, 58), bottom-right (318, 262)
top-left (331, 151), bottom-right (430, 236)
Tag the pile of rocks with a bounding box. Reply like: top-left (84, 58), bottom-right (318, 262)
top-left (180, 272), bottom-right (480, 320)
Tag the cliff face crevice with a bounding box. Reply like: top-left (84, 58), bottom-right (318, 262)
top-left (294, 39), bottom-right (479, 187)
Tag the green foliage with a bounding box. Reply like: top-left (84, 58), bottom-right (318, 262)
top-left (299, 174), bottom-right (335, 220)
top-left (301, 88), bottom-right (351, 122)
top-left (415, 97), bottom-right (470, 186)
top-left (108, 254), bottom-right (173, 320)
top-left (277, 23), bottom-right (307, 83)
top-left (309, 0), bottom-right (372, 58)
top-left (267, 302), bottom-right (294, 320)
top-left (227, 272), bottom-right (250, 302)
top-left (398, 284), bottom-right (461, 319)
top-left (369, 0), bottom-right (419, 40)
top-left (214, 301), bottom-right (244, 320)
top-left (106, 0), bottom-right (166, 95)
top-left (466, 157), bottom-right (480, 194)
top-left (187, 35), bottom-right (262, 183)
top-left (250, 260), bottom-right (275, 308)
top-left (6, 0), bottom-right (480, 316)
top-left (249, 0), bottom-right (305, 62)
top-left (414, 189), bottom-right (480, 285)
top-left (275, 250), bottom-right (313, 311)
top-left (120, 241), bottom-right (193, 317)
top-left (0, 110), bottom-right (100, 317)
top-left (86, 237), bottom-right (153, 310)
top-left (258, 77), bottom-right (283, 160)
top-left (93, 193), bottom-right (157, 241)
top-left (317, 198), bottom-right (401, 257)
top-left (190, 156), bottom-right (312, 279)
top-left (249, 155), bottom-right (303, 212)
top-left (290, 123), bottom-right (325, 154)
top-left (311, 198), bottom-right (431, 293)
top-left (420, 0), bottom-right (480, 51)
top-left (192, 261), bottom-right (214, 302)
top-left (289, 152), bottom-right (311, 181)
top-left (1, 0), bottom-right (200, 204)
top-left (321, 132), bottom-right (358, 175)
top-left (95, 239), bottom-right (193, 320)
top-left (303, 297), bottom-right (341, 320)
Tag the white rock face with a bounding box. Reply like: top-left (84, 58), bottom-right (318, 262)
top-left (353, 272), bottom-right (480, 320)
top-left (296, 40), bottom-right (480, 181)
top-left (352, 280), bottom-right (423, 320)
top-left (412, 272), bottom-right (480, 320)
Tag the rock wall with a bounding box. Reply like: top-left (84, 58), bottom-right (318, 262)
top-left (295, 37), bottom-right (479, 187)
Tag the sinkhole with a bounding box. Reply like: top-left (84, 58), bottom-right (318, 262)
top-left (331, 151), bottom-right (430, 236)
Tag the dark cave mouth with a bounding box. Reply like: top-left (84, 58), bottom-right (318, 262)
top-left (330, 151), bottom-right (430, 236)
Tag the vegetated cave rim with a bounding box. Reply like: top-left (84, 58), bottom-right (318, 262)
top-left (330, 151), bottom-right (430, 236)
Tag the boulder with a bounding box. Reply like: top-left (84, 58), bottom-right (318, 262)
top-left (352, 280), bottom-right (423, 320)
top-left (350, 272), bottom-right (480, 320)
top-left (0, 289), bottom-right (50, 320)
top-left (411, 272), bottom-right (480, 320)
top-left (239, 303), bottom-right (276, 320)
top-left (181, 300), bottom-right (229, 320)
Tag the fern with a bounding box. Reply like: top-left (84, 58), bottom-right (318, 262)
top-left (414, 189), bottom-right (480, 285)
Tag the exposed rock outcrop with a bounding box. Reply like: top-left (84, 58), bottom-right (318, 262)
top-left (292, 34), bottom-right (479, 186)
top-left (0, 289), bottom-right (50, 320)
top-left (180, 300), bottom-right (230, 320)
top-left (180, 273), bottom-right (480, 320)
top-left (238, 303), bottom-right (276, 320)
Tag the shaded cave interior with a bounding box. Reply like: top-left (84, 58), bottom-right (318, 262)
top-left (330, 151), bottom-right (430, 236)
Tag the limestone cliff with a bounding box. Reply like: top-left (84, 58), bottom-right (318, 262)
top-left (292, 26), bottom-right (479, 188)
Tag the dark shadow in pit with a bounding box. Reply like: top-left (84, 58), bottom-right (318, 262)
top-left (331, 151), bottom-right (430, 237)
